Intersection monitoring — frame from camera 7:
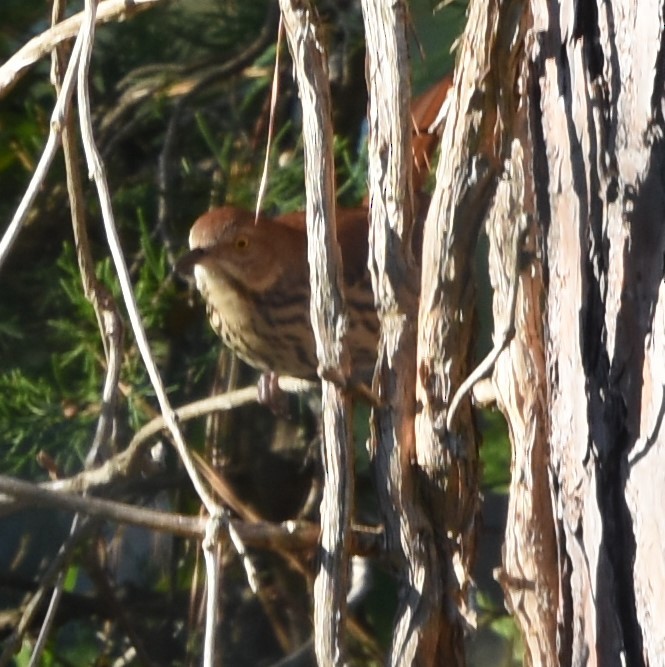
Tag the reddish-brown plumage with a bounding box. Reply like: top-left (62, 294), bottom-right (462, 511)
top-left (179, 73), bottom-right (454, 380)
top-left (180, 206), bottom-right (379, 381)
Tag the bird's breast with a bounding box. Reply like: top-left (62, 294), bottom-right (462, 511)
top-left (194, 266), bottom-right (269, 369)
top-left (193, 265), bottom-right (318, 378)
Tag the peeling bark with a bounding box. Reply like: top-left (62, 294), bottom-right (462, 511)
top-left (415, 0), bottom-right (508, 662)
top-left (361, 1), bottom-right (438, 663)
top-left (530, 0), bottom-right (665, 664)
top-left (280, 2), bottom-right (354, 664)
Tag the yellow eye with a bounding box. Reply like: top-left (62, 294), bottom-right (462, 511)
top-left (235, 236), bottom-right (249, 250)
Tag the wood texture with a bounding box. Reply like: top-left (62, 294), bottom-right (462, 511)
top-left (279, 2), bottom-right (354, 664)
top-left (361, 0), bottom-right (439, 663)
top-left (531, 0), bottom-right (665, 663)
top-left (414, 0), bottom-right (504, 661)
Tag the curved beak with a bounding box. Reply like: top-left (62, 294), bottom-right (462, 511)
top-left (175, 247), bottom-right (207, 277)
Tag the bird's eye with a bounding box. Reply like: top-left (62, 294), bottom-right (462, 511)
top-left (235, 236), bottom-right (249, 250)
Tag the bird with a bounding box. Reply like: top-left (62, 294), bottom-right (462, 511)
top-left (178, 205), bottom-right (380, 382)
top-left (178, 73), bottom-right (453, 383)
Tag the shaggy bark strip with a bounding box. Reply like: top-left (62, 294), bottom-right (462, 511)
top-left (360, 0), bottom-right (435, 663)
top-left (488, 139), bottom-right (558, 665)
top-left (279, 2), bottom-right (354, 664)
top-left (414, 0), bottom-right (507, 660)
top-left (532, 0), bottom-right (665, 663)
top-left (470, 4), bottom-right (561, 665)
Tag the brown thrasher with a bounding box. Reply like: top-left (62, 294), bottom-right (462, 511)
top-left (178, 206), bottom-right (379, 381)
top-left (179, 73), bottom-right (452, 381)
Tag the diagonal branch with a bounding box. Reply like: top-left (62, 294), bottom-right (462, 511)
top-left (76, 0), bottom-right (220, 518)
top-left (0, 473), bottom-right (383, 555)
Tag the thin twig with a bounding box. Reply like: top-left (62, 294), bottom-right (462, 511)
top-left (255, 14), bottom-right (284, 220)
top-left (0, 29), bottom-right (84, 271)
top-left (155, 0), bottom-right (280, 260)
top-left (127, 376), bottom-right (316, 452)
top-left (202, 516), bottom-right (223, 667)
top-left (0, 473), bottom-right (204, 537)
top-left (446, 212), bottom-right (528, 432)
top-left (27, 515), bottom-right (83, 667)
top-left (86, 303), bottom-right (124, 465)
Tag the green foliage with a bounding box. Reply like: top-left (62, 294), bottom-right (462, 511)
top-left (0, 313), bottom-right (23, 351)
top-left (411, 0), bottom-right (467, 92)
top-left (0, 369), bottom-right (74, 474)
top-left (474, 590), bottom-right (525, 666)
top-left (479, 409), bottom-right (512, 491)
top-left (48, 621), bottom-right (101, 667)
top-left (0, 213), bottom-right (182, 475)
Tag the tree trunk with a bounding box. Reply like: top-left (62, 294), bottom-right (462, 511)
top-left (531, 1), bottom-right (665, 664)
top-left (465, 0), bottom-right (665, 665)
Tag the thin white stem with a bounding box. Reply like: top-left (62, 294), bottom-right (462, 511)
top-left (28, 514), bottom-right (83, 667)
top-left (202, 515), bottom-right (223, 667)
top-left (75, 0), bottom-right (220, 516)
top-left (255, 14), bottom-right (284, 220)
top-left (0, 29), bottom-right (83, 271)
top-left (228, 521), bottom-right (260, 593)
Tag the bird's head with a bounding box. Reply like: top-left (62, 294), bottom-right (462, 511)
top-left (178, 206), bottom-right (305, 293)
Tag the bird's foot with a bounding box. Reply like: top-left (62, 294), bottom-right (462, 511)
top-left (257, 371), bottom-right (290, 416)
top-left (319, 367), bottom-right (382, 408)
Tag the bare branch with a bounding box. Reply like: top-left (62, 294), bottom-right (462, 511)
top-left (127, 377), bottom-right (316, 452)
top-left (0, 474), bottom-right (385, 556)
top-left (50, 1), bottom-right (125, 468)
top-left (0, 0), bottom-right (164, 99)
top-left (414, 0), bottom-right (507, 657)
top-left (360, 1), bottom-right (443, 662)
top-left (76, 0), bottom-right (220, 518)
top-left (0, 473), bottom-right (204, 537)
